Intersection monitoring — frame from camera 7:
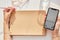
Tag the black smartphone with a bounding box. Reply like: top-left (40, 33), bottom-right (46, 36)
top-left (44, 8), bottom-right (59, 30)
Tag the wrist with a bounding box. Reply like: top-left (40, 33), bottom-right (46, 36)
top-left (52, 37), bottom-right (59, 40)
top-left (52, 33), bottom-right (58, 37)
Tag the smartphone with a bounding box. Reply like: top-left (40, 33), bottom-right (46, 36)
top-left (44, 8), bottom-right (59, 30)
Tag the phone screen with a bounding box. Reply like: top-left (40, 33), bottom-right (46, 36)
top-left (44, 8), bottom-right (59, 30)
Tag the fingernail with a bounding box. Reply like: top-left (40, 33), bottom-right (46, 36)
top-left (13, 8), bottom-right (16, 11)
top-left (13, 8), bottom-right (15, 10)
top-left (7, 9), bottom-right (10, 12)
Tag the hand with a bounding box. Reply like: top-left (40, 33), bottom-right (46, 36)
top-left (43, 13), bottom-right (60, 40)
top-left (52, 16), bottom-right (60, 37)
top-left (4, 7), bottom-right (15, 23)
top-left (52, 16), bottom-right (60, 40)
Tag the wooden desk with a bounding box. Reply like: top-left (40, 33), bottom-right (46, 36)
top-left (10, 10), bottom-right (46, 36)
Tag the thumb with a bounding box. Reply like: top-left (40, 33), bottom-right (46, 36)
top-left (42, 13), bottom-right (46, 21)
top-left (8, 8), bottom-right (15, 14)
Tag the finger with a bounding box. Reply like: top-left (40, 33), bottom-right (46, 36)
top-left (57, 16), bottom-right (60, 22)
top-left (44, 13), bottom-right (46, 17)
top-left (55, 22), bottom-right (59, 30)
top-left (52, 23), bottom-right (59, 37)
top-left (3, 8), bottom-right (9, 16)
top-left (52, 21), bottom-right (59, 36)
top-left (3, 7), bottom-right (12, 13)
top-left (3, 8), bottom-right (14, 17)
top-left (8, 8), bottom-right (15, 14)
top-left (3, 8), bottom-right (9, 13)
top-left (56, 16), bottom-right (60, 27)
top-left (3, 7), bottom-right (15, 18)
top-left (54, 16), bottom-right (60, 30)
top-left (3, 7), bottom-right (15, 12)
top-left (44, 14), bottom-right (47, 21)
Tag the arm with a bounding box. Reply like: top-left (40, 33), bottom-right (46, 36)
top-left (4, 7), bottom-right (15, 40)
top-left (4, 21), bottom-right (11, 40)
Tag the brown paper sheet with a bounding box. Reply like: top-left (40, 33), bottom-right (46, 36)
top-left (10, 10), bottom-right (46, 35)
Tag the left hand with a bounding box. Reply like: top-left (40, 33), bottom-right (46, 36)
top-left (4, 7), bottom-right (15, 23)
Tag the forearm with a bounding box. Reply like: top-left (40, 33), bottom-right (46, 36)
top-left (4, 21), bottom-right (11, 40)
top-left (4, 7), bottom-right (15, 40)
